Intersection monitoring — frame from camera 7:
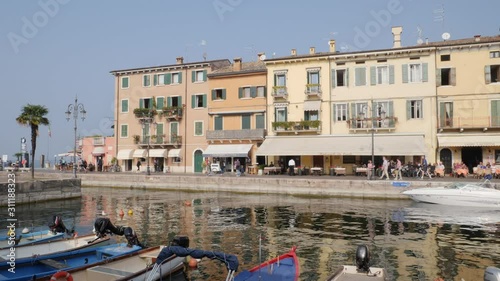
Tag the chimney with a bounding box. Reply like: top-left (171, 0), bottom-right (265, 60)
top-left (309, 47), bottom-right (316, 54)
top-left (233, 57), bottom-right (242, 71)
top-left (257, 52), bottom-right (265, 61)
top-left (474, 35), bottom-right (481, 42)
top-left (291, 49), bottom-right (297, 56)
top-left (392, 26), bottom-right (403, 48)
top-left (176, 57), bottom-right (184, 64)
top-left (329, 40), bottom-right (336, 53)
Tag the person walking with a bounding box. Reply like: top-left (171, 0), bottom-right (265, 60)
top-left (395, 158), bottom-right (403, 180)
top-left (379, 157), bottom-right (390, 180)
top-left (367, 160), bottom-right (374, 180)
top-left (136, 160), bottom-right (141, 172)
top-left (288, 158), bottom-right (296, 176)
top-left (235, 159), bottom-right (241, 177)
top-left (421, 155), bottom-right (432, 179)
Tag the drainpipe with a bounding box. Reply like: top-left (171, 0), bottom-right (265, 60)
top-left (434, 47), bottom-right (439, 165)
top-left (184, 68), bottom-right (188, 173)
top-left (115, 75), bottom-right (119, 165)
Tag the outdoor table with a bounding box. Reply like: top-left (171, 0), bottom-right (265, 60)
top-left (264, 167), bottom-right (280, 175)
top-left (355, 167), bottom-right (367, 176)
top-left (334, 167), bottom-right (346, 176)
top-left (310, 167), bottom-right (323, 176)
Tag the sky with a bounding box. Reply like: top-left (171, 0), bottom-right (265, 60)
top-left (1, 0), bottom-right (499, 164)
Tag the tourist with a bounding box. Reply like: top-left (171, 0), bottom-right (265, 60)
top-left (288, 158), bottom-right (295, 176)
top-left (367, 160), bottom-right (373, 180)
top-left (379, 157), bottom-right (390, 180)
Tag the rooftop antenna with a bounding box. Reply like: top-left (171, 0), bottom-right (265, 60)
top-left (244, 44), bottom-right (256, 61)
top-left (416, 26), bottom-right (424, 45)
top-left (200, 40), bottom-right (207, 61)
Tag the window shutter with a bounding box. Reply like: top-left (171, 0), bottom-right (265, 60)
top-left (202, 94), bottom-right (207, 108)
top-left (331, 69), bottom-right (336, 88)
top-left (284, 107), bottom-right (288, 122)
top-left (332, 104), bottom-right (336, 122)
top-left (450, 68), bottom-right (456, 86)
top-left (178, 96), bottom-right (182, 106)
top-left (165, 73), bottom-right (172, 85)
top-left (139, 99), bottom-right (144, 109)
top-left (153, 75), bottom-right (158, 86)
top-left (436, 69), bottom-right (442, 86)
top-left (156, 97), bottom-right (164, 110)
top-left (211, 90), bottom-right (216, 100)
top-left (250, 87), bottom-right (257, 98)
top-left (167, 97), bottom-right (172, 107)
top-left (273, 74), bottom-right (277, 86)
top-left (388, 101), bottom-right (395, 127)
top-left (345, 69), bottom-right (349, 87)
top-left (402, 64), bottom-right (409, 83)
top-left (492, 100), bottom-right (500, 126)
top-left (389, 65), bottom-right (395, 84)
top-left (485, 66), bottom-right (491, 84)
top-left (121, 100), bottom-right (128, 112)
top-left (422, 63), bottom-right (428, 82)
top-left (350, 103), bottom-right (356, 119)
top-left (121, 124), bottom-right (127, 137)
top-left (191, 71), bottom-right (196, 83)
top-left (406, 100), bottom-right (411, 120)
top-left (222, 89), bottom-right (226, 99)
top-left (346, 104), bottom-right (349, 120)
top-left (370, 66), bottom-right (376, 85)
top-left (274, 107), bottom-right (277, 122)
top-left (156, 123), bottom-right (163, 136)
top-left (191, 95), bottom-right (195, 108)
top-left (178, 72), bottom-right (182, 83)
top-left (203, 70), bottom-right (207, 81)
top-left (439, 102), bottom-right (445, 127)
top-left (122, 77), bottom-right (128, 88)
top-left (242, 115), bottom-right (251, 129)
top-left (238, 87), bottom-right (243, 98)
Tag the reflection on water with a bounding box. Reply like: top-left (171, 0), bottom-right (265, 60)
top-left (3, 186), bottom-right (500, 281)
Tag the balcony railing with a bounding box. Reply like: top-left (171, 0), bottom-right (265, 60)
top-left (272, 120), bottom-right (322, 133)
top-left (439, 116), bottom-right (500, 129)
top-left (133, 108), bottom-right (157, 118)
top-left (162, 106), bottom-right (184, 120)
top-left (206, 129), bottom-right (265, 140)
top-left (347, 116), bottom-right (398, 130)
top-left (304, 84), bottom-right (322, 96)
top-left (136, 134), bottom-right (182, 146)
top-left (272, 86), bottom-right (288, 98)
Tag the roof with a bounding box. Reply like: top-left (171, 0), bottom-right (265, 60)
top-left (208, 61), bottom-right (267, 77)
top-left (109, 59), bottom-right (231, 75)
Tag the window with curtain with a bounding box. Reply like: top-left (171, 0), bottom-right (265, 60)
top-left (335, 103), bottom-right (347, 121)
top-left (276, 108), bottom-right (287, 122)
top-left (409, 64), bottom-right (422, 82)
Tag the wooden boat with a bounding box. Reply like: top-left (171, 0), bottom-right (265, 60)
top-left (0, 234), bottom-right (110, 261)
top-left (0, 243), bottom-right (142, 281)
top-left (0, 230), bottom-right (65, 249)
top-left (325, 245), bottom-right (388, 281)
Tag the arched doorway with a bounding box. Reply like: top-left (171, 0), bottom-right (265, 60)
top-left (439, 148), bottom-right (452, 174)
top-left (194, 150), bottom-right (203, 173)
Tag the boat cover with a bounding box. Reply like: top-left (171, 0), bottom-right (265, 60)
top-left (155, 245), bottom-right (239, 271)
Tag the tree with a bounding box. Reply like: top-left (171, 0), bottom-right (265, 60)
top-left (13, 152), bottom-right (23, 162)
top-left (16, 104), bottom-right (50, 179)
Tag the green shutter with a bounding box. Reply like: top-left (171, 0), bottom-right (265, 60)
top-left (274, 107), bottom-right (277, 122)
top-left (211, 89), bottom-right (216, 100)
top-left (332, 104), bottom-right (336, 122)
top-left (284, 107), bottom-right (288, 122)
top-left (238, 87), bottom-right (243, 98)
top-left (389, 65), bottom-right (395, 84)
top-left (202, 94), bottom-right (207, 108)
top-left (191, 95), bottom-right (195, 108)
top-left (345, 69), bottom-right (349, 86)
top-left (485, 66), bottom-right (491, 84)
top-left (121, 100), bottom-right (128, 112)
top-left (256, 114), bottom-right (264, 129)
top-left (388, 101), bottom-right (395, 127)
top-left (215, 116), bottom-right (223, 130)
top-left (263, 87), bottom-right (267, 97)
top-left (153, 74), bottom-right (158, 86)
top-left (370, 66), bottom-right (376, 85)
top-left (406, 100), bottom-right (411, 120)
top-left (167, 97), bottom-right (172, 107)
top-left (191, 70), bottom-right (196, 82)
top-left (139, 98), bottom-right (144, 109)
top-left (422, 63), bottom-right (428, 82)
top-left (156, 97), bottom-right (164, 110)
top-left (450, 68), bottom-right (456, 86)
top-left (156, 123), bottom-right (163, 136)
top-left (222, 89), bottom-right (226, 99)
top-left (250, 87), bottom-right (257, 98)
top-left (331, 69), bottom-right (336, 88)
top-left (436, 69), bottom-right (442, 86)
top-left (121, 124), bottom-right (127, 137)
top-left (242, 115), bottom-right (251, 129)
top-left (178, 96), bottom-right (182, 107)
top-left (492, 100), bottom-right (500, 126)
top-left (402, 64), bottom-right (409, 83)
top-left (122, 77), bottom-right (128, 88)
top-left (165, 73), bottom-right (172, 85)
top-left (178, 72), bottom-right (182, 83)
top-left (439, 102), bottom-right (445, 127)
top-left (203, 70), bottom-right (207, 81)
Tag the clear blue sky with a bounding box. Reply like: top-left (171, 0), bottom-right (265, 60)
top-left (1, 0), bottom-right (499, 163)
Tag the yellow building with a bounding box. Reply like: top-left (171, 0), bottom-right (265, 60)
top-left (205, 55), bottom-right (267, 174)
top-left (110, 58), bottom-right (230, 173)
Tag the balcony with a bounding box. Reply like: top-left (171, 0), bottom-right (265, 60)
top-left (134, 134), bottom-right (182, 147)
top-left (133, 108), bottom-right (157, 119)
top-left (347, 116), bottom-right (398, 131)
top-left (439, 116), bottom-right (500, 131)
top-left (206, 129), bottom-right (266, 141)
top-left (272, 86), bottom-right (288, 99)
top-left (271, 120), bottom-right (322, 134)
top-left (162, 106), bottom-right (184, 120)
top-left (304, 84), bottom-right (322, 97)
top-left (93, 137), bottom-right (104, 146)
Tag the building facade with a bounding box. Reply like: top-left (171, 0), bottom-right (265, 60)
top-left (81, 136), bottom-right (115, 171)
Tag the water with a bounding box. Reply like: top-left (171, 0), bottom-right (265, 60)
top-left (4, 186), bottom-right (500, 281)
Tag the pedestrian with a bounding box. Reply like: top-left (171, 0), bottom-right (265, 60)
top-left (136, 160), bottom-right (141, 171)
top-left (235, 159), bottom-right (241, 176)
top-left (288, 158), bottom-right (296, 176)
top-left (379, 157), bottom-right (390, 180)
top-left (154, 159), bottom-right (158, 172)
top-left (421, 155), bottom-right (432, 179)
top-left (367, 160), bottom-right (373, 180)
top-left (395, 158), bottom-right (402, 180)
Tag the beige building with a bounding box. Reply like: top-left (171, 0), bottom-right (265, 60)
top-left (110, 58), bottom-right (230, 173)
top-left (205, 56), bottom-right (267, 174)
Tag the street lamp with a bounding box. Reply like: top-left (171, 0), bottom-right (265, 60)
top-left (139, 112), bottom-right (154, 176)
top-left (364, 100), bottom-right (378, 180)
top-left (65, 96), bottom-right (86, 178)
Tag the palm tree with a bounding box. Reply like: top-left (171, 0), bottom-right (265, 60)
top-left (16, 104), bottom-right (50, 179)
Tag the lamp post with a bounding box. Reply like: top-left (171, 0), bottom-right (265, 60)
top-left (364, 100), bottom-right (378, 180)
top-left (65, 96), bottom-right (86, 178)
top-left (140, 112), bottom-right (154, 176)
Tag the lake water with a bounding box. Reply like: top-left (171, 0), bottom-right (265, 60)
top-left (5, 186), bottom-right (500, 280)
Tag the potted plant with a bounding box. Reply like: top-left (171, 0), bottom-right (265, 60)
top-left (132, 135), bottom-right (140, 144)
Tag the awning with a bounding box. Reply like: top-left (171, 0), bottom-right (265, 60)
top-left (203, 144), bottom-right (253, 158)
top-left (256, 134), bottom-right (426, 156)
top-left (149, 149), bottom-right (168, 158)
top-left (303, 100), bottom-right (321, 111)
top-left (116, 149), bottom-right (134, 160)
top-left (168, 149), bottom-right (181, 158)
top-left (133, 149), bottom-right (147, 158)
top-left (92, 147), bottom-right (105, 156)
top-left (438, 134), bottom-right (500, 147)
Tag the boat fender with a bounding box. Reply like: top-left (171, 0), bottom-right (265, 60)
top-left (50, 271), bottom-right (73, 281)
top-left (485, 266), bottom-right (500, 281)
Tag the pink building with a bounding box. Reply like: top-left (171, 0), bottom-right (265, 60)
top-left (81, 136), bottom-right (115, 171)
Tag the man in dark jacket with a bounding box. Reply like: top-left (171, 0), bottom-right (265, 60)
top-left (48, 215), bottom-right (73, 235)
top-left (94, 217), bottom-right (143, 247)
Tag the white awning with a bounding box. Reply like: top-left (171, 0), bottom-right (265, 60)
top-left (116, 149), bottom-right (134, 160)
top-left (438, 134), bottom-right (500, 147)
top-left (133, 149), bottom-right (147, 158)
top-left (203, 144), bottom-right (253, 158)
top-left (303, 100), bottom-right (321, 111)
top-left (149, 149), bottom-right (168, 158)
top-left (92, 147), bottom-right (105, 156)
top-left (168, 149), bottom-right (181, 158)
top-left (256, 134), bottom-right (426, 156)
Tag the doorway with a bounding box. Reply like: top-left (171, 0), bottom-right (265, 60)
top-left (439, 148), bottom-right (452, 174)
top-left (461, 147), bottom-right (482, 173)
top-left (194, 150), bottom-right (203, 173)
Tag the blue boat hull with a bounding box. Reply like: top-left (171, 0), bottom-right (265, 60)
top-left (0, 230), bottom-right (64, 249)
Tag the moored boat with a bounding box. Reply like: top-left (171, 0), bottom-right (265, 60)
top-left (234, 246), bottom-right (299, 281)
top-left (326, 245), bottom-right (387, 281)
top-left (0, 230), bottom-right (65, 250)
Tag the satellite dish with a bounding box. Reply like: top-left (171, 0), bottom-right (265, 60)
top-left (442, 32), bottom-right (451, 41)
top-left (417, 38), bottom-right (424, 45)
top-left (259, 54), bottom-right (266, 61)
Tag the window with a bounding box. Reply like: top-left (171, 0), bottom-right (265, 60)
top-left (239, 87), bottom-right (251, 99)
top-left (440, 102), bottom-right (453, 127)
top-left (121, 99), bottom-right (128, 113)
top-left (257, 86), bottom-right (265, 97)
top-left (143, 75), bottom-right (151, 87)
top-left (154, 73), bottom-right (166, 86)
top-left (409, 64), bottom-right (421, 82)
top-left (334, 103), bottom-right (348, 122)
top-left (168, 96), bottom-right (182, 107)
top-left (438, 68), bottom-right (456, 86)
top-left (212, 89), bottom-right (226, 100)
top-left (173, 157), bottom-right (182, 163)
top-left (192, 70), bottom-right (207, 82)
top-left (491, 100), bottom-right (500, 127)
top-left (139, 98), bottom-right (153, 109)
top-left (275, 73), bottom-right (286, 87)
top-left (307, 71), bottom-right (320, 92)
top-left (304, 110), bottom-right (318, 121)
top-left (191, 94), bottom-right (206, 108)
top-left (275, 107), bottom-right (287, 122)
top-left (256, 114), bottom-right (265, 129)
top-left (485, 65), bottom-right (500, 84)
top-left (120, 124), bottom-right (128, 138)
top-left (403, 63), bottom-right (428, 83)
top-left (121, 77), bottom-right (129, 89)
top-left (375, 66), bottom-right (388, 84)
top-left (352, 102), bottom-right (368, 128)
top-left (194, 121), bottom-right (203, 136)
top-left (407, 100), bottom-right (423, 119)
top-left (490, 51), bottom-right (500, 58)
top-left (156, 97), bottom-right (164, 110)
top-left (374, 101), bottom-right (391, 128)
top-left (172, 72), bottom-right (181, 84)
top-left (441, 54), bottom-right (451, 61)
top-left (335, 69), bottom-right (348, 87)
top-left (343, 156), bottom-right (356, 164)
top-left (355, 68), bottom-right (366, 86)
top-left (241, 115), bottom-right (251, 129)
top-left (214, 116), bottom-right (223, 130)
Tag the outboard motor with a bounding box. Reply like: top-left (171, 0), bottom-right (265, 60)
top-left (355, 244), bottom-right (371, 272)
top-left (485, 266), bottom-right (500, 281)
top-left (123, 227), bottom-right (143, 247)
top-left (48, 215), bottom-right (70, 234)
top-left (170, 236), bottom-right (190, 248)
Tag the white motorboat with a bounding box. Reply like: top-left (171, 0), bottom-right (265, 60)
top-left (402, 180), bottom-right (500, 208)
top-left (326, 245), bottom-right (388, 281)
